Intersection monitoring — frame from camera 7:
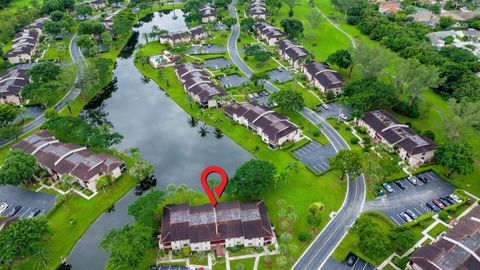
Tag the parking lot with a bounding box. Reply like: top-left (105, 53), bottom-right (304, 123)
top-left (187, 45), bottom-right (226, 55)
top-left (292, 141), bottom-right (336, 174)
top-left (316, 102), bottom-right (353, 120)
top-left (322, 257), bottom-right (374, 270)
top-left (364, 170), bottom-right (455, 225)
top-left (0, 185), bottom-right (55, 218)
top-left (203, 57), bottom-right (232, 70)
top-left (218, 73), bottom-right (248, 88)
top-left (267, 68), bottom-right (292, 83)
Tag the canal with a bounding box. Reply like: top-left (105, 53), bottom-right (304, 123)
top-left (66, 10), bottom-right (253, 269)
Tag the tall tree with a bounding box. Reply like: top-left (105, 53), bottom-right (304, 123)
top-left (0, 149), bottom-right (38, 186)
top-left (75, 4), bottom-right (93, 20)
top-left (435, 143), bottom-right (474, 178)
top-left (280, 18), bottom-right (304, 39)
top-left (128, 189), bottom-right (164, 229)
top-left (226, 159), bottom-right (276, 198)
top-left (330, 150), bottom-right (362, 180)
top-left (282, 0), bottom-right (300, 17)
top-left (327, 49), bottom-right (353, 76)
top-left (269, 89), bottom-right (305, 112)
top-left (28, 62), bottom-right (61, 83)
top-left (352, 43), bottom-right (390, 79)
top-left (306, 202), bottom-right (323, 231)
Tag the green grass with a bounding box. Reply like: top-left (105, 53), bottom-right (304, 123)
top-left (428, 223), bottom-right (449, 238)
top-left (42, 38), bottom-right (72, 62)
top-left (0, 0), bottom-right (38, 16)
top-left (230, 258), bottom-right (256, 270)
top-left (136, 42), bottom-right (347, 269)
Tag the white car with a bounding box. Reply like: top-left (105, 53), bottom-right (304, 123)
top-left (321, 104), bottom-right (329, 110)
top-left (450, 194), bottom-right (462, 203)
top-left (339, 114), bottom-right (348, 121)
top-left (0, 202), bottom-right (8, 215)
top-left (248, 94), bottom-right (254, 99)
top-left (401, 212), bottom-right (413, 223)
top-left (253, 93), bottom-right (259, 98)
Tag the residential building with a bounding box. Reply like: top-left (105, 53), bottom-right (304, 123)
top-left (276, 39), bottom-right (310, 69)
top-left (224, 102), bottom-right (302, 148)
top-left (160, 26), bottom-right (207, 47)
top-left (0, 68), bottom-right (29, 105)
top-left (5, 18), bottom-right (48, 64)
top-left (174, 62), bottom-right (228, 108)
top-left (159, 201), bottom-right (276, 252)
top-left (409, 12), bottom-right (440, 27)
top-left (11, 130), bottom-right (126, 192)
top-left (199, 3), bottom-right (217, 23)
top-left (378, 2), bottom-right (401, 14)
top-left (408, 205), bottom-right (480, 270)
top-left (253, 22), bottom-right (286, 46)
top-left (250, 0), bottom-right (267, 19)
top-left (356, 110), bottom-right (436, 167)
top-left (79, 0), bottom-right (107, 11)
top-left (301, 62), bottom-right (344, 95)
top-left (149, 51), bottom-right (179, 69)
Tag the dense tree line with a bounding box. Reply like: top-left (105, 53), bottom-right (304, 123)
top-left (22, 62), bottom-right (63, 107)
top-left (332, 0), bottom-right (480, 101)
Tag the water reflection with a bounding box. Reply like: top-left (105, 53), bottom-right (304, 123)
top-left (135, 175), bottom-right (157, 196)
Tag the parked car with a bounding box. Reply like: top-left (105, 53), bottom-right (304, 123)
top-left (272, 102), bottom-right (278, 107)
top-left (401, 212), bottom-right (413, 223)
top-left (439, 197), bottom-right (451, 207)
top-left (321, 104), bottom-right (329, 110)
top-left (27, 208), bottom-right (41, 218)
top-left (450, 194), bottom-right (462, 203)
top-left (444, 197), bottom-right (456, 205)
top-left (418, 176), bottom-right (429, 183)
top-left (7, 205), bottom-right (22, 217)
top-left (339, 114), bottom-right (348, 121)
top-left (406, 209), bottom-right (417, 219)
top-left (433, 199), bottom-right (445, 209)
top-left (0, 202), bottom-right (8, 215)
top-left (426, 201), bottom-right (440, 212)
top-left (248, 93), bottom-right (253, 99)
top-left (394, 180), bottom-right (405, 190)
top-left (262, 91), bottom-right (269, 96)
top-left (383, 183), bottom-right (394, 193)
top-left (253, 93), bottom-right (259, 98)
top-left (407, 176), bottom-right (418, 186)
top-left (258, 91), bottom-right (265, 97)
top-left (345, 253), bottom-right (358, 266)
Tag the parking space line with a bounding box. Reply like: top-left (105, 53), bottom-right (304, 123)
top-left (413, 207), bottom-right (423, 216)
top-left (390, 215), bottom-right (401, 226)
top-left (19, 207), bottom-right (31, 218)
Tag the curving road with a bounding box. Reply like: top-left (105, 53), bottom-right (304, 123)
top-left (227, 2), bottom-right (366, 269)
top-left (0, 35), bottom-right (84, 147)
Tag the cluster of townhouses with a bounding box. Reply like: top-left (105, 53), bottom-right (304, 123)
top-left (160, 26), bottom-right (207, 47)
top-left (79, 0), bottom-right (107, 11)
top-left (12, 130), bottom-right (126, 192)
top-left (356, 110), bottom-right (436, 167)
top-left (5, 18), bottom-right (49, 64)
top-left (408, 205), bottom-right (480, 270)
top-left (253, 22), bottom-right (345, 96)
top-left (224, 102), bottom-right (302, 149)
top-left (0, 68), bottom-right (29, 105)
top-left (250, 0), bottom-right (267, 19)
top-left (174, 62), bottom-right (228, 108)
top-left (199, 3), bottom-right (217, 23)
top-left (159, 201), bottom-right (276, 252)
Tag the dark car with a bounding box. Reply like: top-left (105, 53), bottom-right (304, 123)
top-left (426, 201), bottom-right (440, 212)
top-left (7, 205), bottom-right (22, 217)
top-left (406, 209), bottom-right (417, 219)
top-left (27, 208), bottom-right (41, 218)
top-left (445, 196), bottom-right (456, 205)
top-left (439, 198), bottom-right (451, 207)
top-left (419, 176), bottom-right (429, 183)
top-left (346, 253), bottom-right (358, 266)
top-left (394, 180), bottom-right (405, 190)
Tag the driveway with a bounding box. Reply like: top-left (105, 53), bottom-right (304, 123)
top-left (317, 102), bottom-right (354, 120)
top-left (267, 68), bottom-right (291, 83)
top-left (203, 57), bottom-right (232, 70)
top-left (292, 141), bottom-right (336, 174)
top-left (323, 257), bottom-right (375, 270)
top-left (364, 171), bottom-right (454, 225)
top-left (0, 185), bottom-right (56, 218)
top-left (218, 74), bottom-right (248, 88)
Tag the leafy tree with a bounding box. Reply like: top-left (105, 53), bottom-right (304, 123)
top-left (280, 18), bottom-right (304, 39)
top-left (59, 174), bottom-right (75, 190)
top-left (0, 149), bottom-right (38, 186)
top-left (342, 78), bottom-right (396, 113)
top-left (435, 143), bottom-right (474, 178)
top-left (214, 0), bottom-right (231, 9)
top-left (112, 11), bottom-right (135, 37)
top-left (78, 20), bottom-right (106, 36)
top-left (389, 226), bottom-right (416, 252)
top-left (28, 62), bottom-right (61, 83)
top-left (128, 189), bottom-right (164, 229)
top-left (75, 4), bottom-right (93, 20)
top-left (327, 49), bottom-right (353, 76)
top-left (250, 72), bottom-right (269, 86)
top-left (100, 223), bottom-right (154, 270)
top-left (0, 217), bottom-right (51, 268)
top-left (330, 150), bottom-right (362, 180)
top-left (335, 0), bottom-right (366, 19)
top-left (22, 80), bottom-right (62, 107)
top-left (226, 159), bottom-right (276, 198)
top-left (50, 10), bottom-right (64, 21)
top-left (306, 9), bottom-right (322, 29)
top-left (438, 210), bottom-right (449, 222)
top-left (269, 89), bottom-right (305, 112)
top-left (282, 0), bottom-right (300, 17)
top-left (265, 0), bottom-right (282, 15)
top-left (240, 17), bottom-right (255, 32)
top-left (352, 43), bottom-right (390, 79)
top-left (306, 202), bottom-right (323, 231)
top-left (44, 21), bottom-right (63, 37)
top-left (129, 159), bottom-right (155, 181)
top-left (445, 99), bottom-right (480, 141)
top-left (438, 16), bottom-right (455, 30)
top-left (0, 104), bottom-right (22, 127)
top-left (42, 0), bottom-right (75, 14)
top-left (224, 17), bottom-right (237, 29)
top-left (353, 215), bottom-right (393, 261)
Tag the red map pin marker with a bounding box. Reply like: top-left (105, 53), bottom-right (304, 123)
top-left (200, 166), bottom-right (228, 207)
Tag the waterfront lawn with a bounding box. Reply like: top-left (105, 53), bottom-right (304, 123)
top-left (135, 43), bottom-right (347, 268)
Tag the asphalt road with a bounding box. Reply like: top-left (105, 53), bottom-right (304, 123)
top-left (227, 2), bottom-right (366, 269)
top-left (0, 35), bottom-right (84, 147)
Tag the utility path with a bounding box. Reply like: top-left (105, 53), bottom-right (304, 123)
top-left (227, 2), bottom-right (366, 269)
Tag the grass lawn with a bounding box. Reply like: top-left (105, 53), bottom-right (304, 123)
top-left (230, 258), bottom-right (256, 270)
top-left (428, 223), bottom-right (449, 238)
top-left (42, 38), bottom-right (72, 62)
top-left (137, 248), bottom-right (157, 269)
top-left (136, 42), bottom-right (347, 269)
top-left (0, 0), bottom-right (38, 16)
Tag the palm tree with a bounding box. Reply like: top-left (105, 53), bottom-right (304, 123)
top-left (140, 75), bottom-right (151, 84)
top-left (185, 94), bottom-right (196, 109)
top-left (198, 124), bottom-right (210, 138)
top-left (187, 116), bottom-right (199, 128)
top-left (285, 162), bottom-right (299, 176)
top-left (167, 183), bottom-right (177, 203)
top-left (31, 246), bottom-right (52, 269)
top-left (59, 174), bottom-right (75, 191)
top-left (97, 177), bottom-right (109, 193)
top-left (214, 128), bottom-right (223, 139)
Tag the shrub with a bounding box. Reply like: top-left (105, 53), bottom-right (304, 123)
top-left (423, 130), bottom-right (435, 141)
top-left (326, 90), bottom-right (335, 100)
top-left (298, 231), bottom-right (311, 242)
top-left (313, 130), bottom-right (320, 137)
top-left (355, 126), bottom-right (367, 134)
top-left (350, 137), bottom-right (360, 144)
top-left (438, 210), bottom-right (449, 222)
top-left (268, 244), bottom-right (275, 252)
top-left (362, 136), bottom-right (371, 144)
top-left (181, 246), bottom-right (191, 256)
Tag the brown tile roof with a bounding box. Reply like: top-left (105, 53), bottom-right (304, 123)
top-left (303, 62), bottom-right (344, 90)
